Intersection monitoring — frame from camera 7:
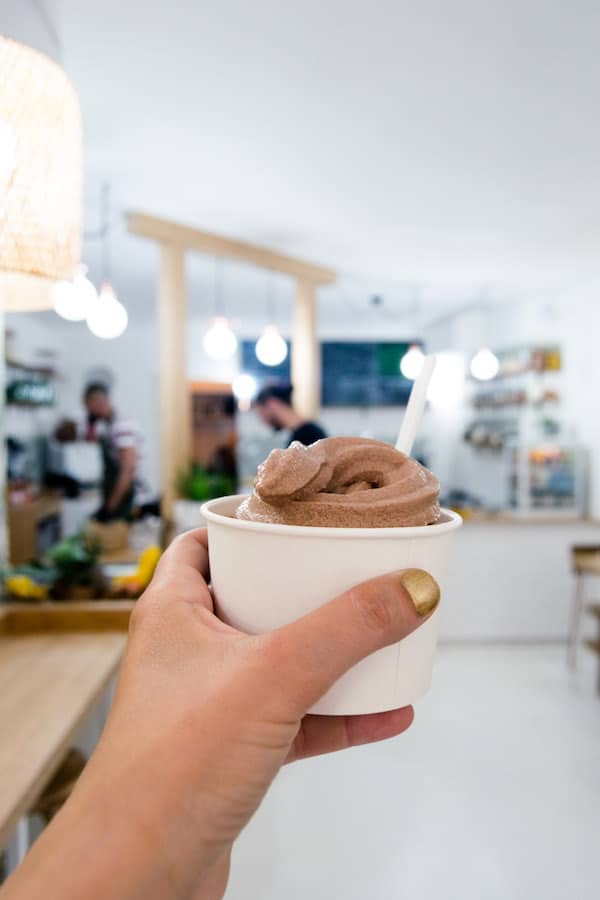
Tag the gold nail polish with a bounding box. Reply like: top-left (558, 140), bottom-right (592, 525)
top-left (400, 569), bottom-right (441, 617)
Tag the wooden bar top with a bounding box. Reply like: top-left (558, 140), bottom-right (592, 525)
top-left (0, 602), bottom-right (133, 849)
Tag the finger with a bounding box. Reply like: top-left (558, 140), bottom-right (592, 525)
top-left (286, 706), bottom-right (414, 763)
top-left (266, 569), bottom-right (440, 713)
top-left (154, 529), bottom-right (209, 582)
top-left (150, 529), bottom-right (211, 609)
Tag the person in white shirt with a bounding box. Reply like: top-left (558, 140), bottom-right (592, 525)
top-left (83, 383), bottom-right (145, 521)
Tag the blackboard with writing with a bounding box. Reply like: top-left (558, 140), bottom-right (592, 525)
top-left (321, 342), bottom-right (416, 407)
top-left (241, 341), bottom-right (419, 407)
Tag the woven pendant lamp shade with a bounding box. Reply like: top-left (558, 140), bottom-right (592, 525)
top-left (0, 37), bottom-right (82, 311)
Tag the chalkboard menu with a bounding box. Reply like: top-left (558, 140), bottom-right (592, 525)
top-left (241, 341), bottom-right (420, 407)
top-left (321, 342), bottom-right (416, 406)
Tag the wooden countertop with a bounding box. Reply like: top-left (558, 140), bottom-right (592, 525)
top-left (0, 602), bottom-right (133, 849)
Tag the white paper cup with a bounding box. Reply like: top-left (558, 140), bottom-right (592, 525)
top-left (202, 496), bottom-right (462, 716)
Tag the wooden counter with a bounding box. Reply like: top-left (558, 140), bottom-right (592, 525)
top-left (0, 602), bottom-right (133, 850)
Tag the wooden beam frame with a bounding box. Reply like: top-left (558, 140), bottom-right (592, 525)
top-left (128, 212), bottom-right (336, 520)
top-left (128, 212), bottom-right (336, 285)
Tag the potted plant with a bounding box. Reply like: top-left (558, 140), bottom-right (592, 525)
top-left (46, 534), bottom-right (104, 601)
top-left (173, 465), bottom-right (236, 534)
top-left (1, 534), bottom-right (104, 602)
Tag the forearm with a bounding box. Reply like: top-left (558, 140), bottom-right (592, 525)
top-left (2, 784), bottom-right (164, 899)
top-left (2, 742), bottom-right (219, 900)
top-left (106, 468), bottom-right (135, 510)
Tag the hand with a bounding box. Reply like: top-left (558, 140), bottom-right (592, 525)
top-left (3, 531), bottom-right (440, 900)
top-left (93, 505), bottom-right (115, 523)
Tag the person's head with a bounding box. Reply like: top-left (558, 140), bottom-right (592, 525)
top-left (84, 382), bottom-right (112, 421)
top-left (254, 383), bottom-right (294, 431)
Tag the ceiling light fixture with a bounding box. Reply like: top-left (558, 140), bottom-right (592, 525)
top-left (85, 183), bottom-right (127, 339)
top-left (256, 325), bottom-right (287, 367)
top-left (255, 274), bottom-right (288, 367)
top-left (469, 297), bottom-right (499, 381)
top-left (203, 259), bottom-right (237, 361)
top-left (400, 344), bottom-right (425, 380)
top-left (87, 282), bottom-right (128, 339)
top-left (470, 347), bottom-right (499, 381)
top-left (53, 263), bottom-right (97, 321)
top-left (203, 315), bottom-right (238, 361)
top-left (232, 373), bottom-right (258, 403)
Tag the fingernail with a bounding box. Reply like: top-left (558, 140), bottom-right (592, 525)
top-left (400, 569), bottom-right (441, 617)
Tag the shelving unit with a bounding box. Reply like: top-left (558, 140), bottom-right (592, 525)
top-left (5, 358), bottom-right (57, 378)
top-left (464, 344), bottom-right (587, 515)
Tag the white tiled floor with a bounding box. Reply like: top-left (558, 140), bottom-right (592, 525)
top-left (226, 646), bottom-right (600, 900)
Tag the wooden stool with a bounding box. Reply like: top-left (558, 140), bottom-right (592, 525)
top-left (568, 545), bottom-right (600, 669)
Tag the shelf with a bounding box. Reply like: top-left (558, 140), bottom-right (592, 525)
top-left (469, 369), bottom-right (560, 384)
top-left (5, 357), bottom-right (57, 378)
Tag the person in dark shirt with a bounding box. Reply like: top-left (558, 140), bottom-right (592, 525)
top-left (254, 383), bottom-right (327, 446)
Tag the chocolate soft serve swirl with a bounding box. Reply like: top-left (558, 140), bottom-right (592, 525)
top-left (236, 437), bottom-right (440, 528)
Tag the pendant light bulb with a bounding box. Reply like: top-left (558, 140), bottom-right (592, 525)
top-left (86, 282), bottom-right (128, 339)
top-left (470, 347), bottom-right (499, 381)
top-left (232, 373), bottom-right (258, 403)
top-left (53, 264), bottom-right (97, 321)
top-left (255, 325), bottom-right (288, 367)
top-left (400, 344), bottom-right (425, 381)
top-left (203, 316), bottom-right (238, 361)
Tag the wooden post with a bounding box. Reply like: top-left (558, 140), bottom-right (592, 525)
top-left (158, 245), bottom-right (189, 520)
top-left (292, 279), bottom-right (320, 420)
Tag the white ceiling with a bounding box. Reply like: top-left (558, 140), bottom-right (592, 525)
top-left (5, 0), bottom-right (600, 322)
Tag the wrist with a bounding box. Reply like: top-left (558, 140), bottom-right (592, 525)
top-left (71, 743), bottom-right (216, 898)
top-left (6, 737), bottom-right (218, 900)
top-left (75, 725), bottom-right (226, 897)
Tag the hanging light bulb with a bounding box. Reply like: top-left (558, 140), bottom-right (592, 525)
top-left (86, 282), bottom-right (128, 339)
top-left (400, 344), bottom-right (425, 380)
top-left (203, 316), bottom-right (238, 361)
top-left (53, 263), bottom-right (97, 321)
top-left (255, 325), bottom-right (288, 367)
top-left (470, 347), bottom-right (499, 381)
top-left (232, 373), bottom-right (258, 403)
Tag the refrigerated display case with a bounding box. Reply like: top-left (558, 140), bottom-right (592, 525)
top-left (509, 444), bottom-right (588, 516)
